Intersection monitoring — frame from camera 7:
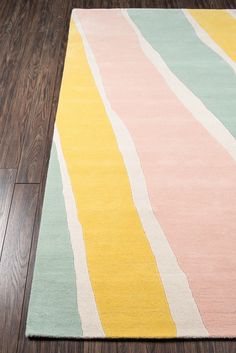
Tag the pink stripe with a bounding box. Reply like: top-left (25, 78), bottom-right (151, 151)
top-left (75, 9), bottom-right (236, 335)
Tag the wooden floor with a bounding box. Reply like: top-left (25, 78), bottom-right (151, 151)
top-left (0, 0), bottom-right (236, 352)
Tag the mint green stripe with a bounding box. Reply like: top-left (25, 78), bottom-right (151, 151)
top-left (26, 142), bottom-right (83, 337)
top-left (128, 9), bottom-right (236, 139)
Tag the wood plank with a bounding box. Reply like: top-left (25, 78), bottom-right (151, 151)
top-left (84, 339), bottom-right (236, 353)
top-left (0, 0), bottom-right (50, 169)
top-left (0, 169), bottom-right (16, 256)
top-left (0, 0), bottom-right (24, 104)
top-left (16, 0), bottom-right (70, 183)
top-left (0, 0), bottom-right (19, 56)
top-left (0, 184), bottom-right (38, 353)
top-left (0, 0), bottom-right (37, 146)
top-left (84, 341), bottom-right (118, 353)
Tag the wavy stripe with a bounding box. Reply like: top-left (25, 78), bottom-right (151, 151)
top-left (53, 127), bottom-right (105, 338)
top-left (183, 10), bottom-right (236, 74)
top-left (76, 9), bottom-right (236, 336)
top-left (74, 9), bottom-right (208, 337)
top-left (228, 10), bottom-right (236, 19)
top-left (27, 143), bottom-right (83, 337)
top-left (57, 16), bottom-right (176, 338)
top-left (188, 10), bottom-right (236, 62)
top-left (123, 9), bottom-right (236, 162)
top-left (127, 9), bottom-right (236, 141)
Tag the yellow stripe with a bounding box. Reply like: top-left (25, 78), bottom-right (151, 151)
top-left (189, 10), bottom-right (236, 62)
top-left (56, 19), bottom-right (176, 337)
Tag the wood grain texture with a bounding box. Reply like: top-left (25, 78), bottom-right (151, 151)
top-left (0, 0), bottom-right (236, 352)
top-left (0, 0), bottom-right (50, 169)
top-left (0, 184), bottom-right (38, 353)
top-left (0, 0), bottom-right (36, 148)
top-left (0, 169), bottom-right (16, 257)
top-left (16, 0), bottom-right (69, 182)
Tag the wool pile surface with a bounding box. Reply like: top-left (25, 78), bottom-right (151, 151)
top-left (27, 9), bottom-right (236, 338)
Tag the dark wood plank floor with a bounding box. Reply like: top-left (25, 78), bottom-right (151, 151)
top-left (0, 0), bottom-right (236, 352)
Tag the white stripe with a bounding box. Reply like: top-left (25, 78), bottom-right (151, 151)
top-left (73, 10), bottom-right (208, 337)
top-left (227, 10), bottom-right (236, 19)
top-left (122, 9), bottom-right (236, 163)
top-left (54, 127), bottom-right (105, 338)
top-left (183, 10), bottom-right (236, 74)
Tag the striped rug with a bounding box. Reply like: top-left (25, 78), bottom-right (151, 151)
top-left (26, 9), bottom-right (236, 338)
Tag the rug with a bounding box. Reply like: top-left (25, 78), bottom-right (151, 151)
top-left (26, 9), bottom-right (236, 338)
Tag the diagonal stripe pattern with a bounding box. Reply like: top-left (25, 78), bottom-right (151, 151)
top-left (27, 9), bottom-right (236, 338)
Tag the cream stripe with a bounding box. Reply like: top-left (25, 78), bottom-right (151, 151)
top-left (53, 127), bottom-right (105, 338)
top-left (183, 10), bottom-right (236, 73)
top-left (121, 10), bottom-right (236, 163)
top-left (73, 10), bottom-right (208, 337)
top-left (227, 10), bottom-right (236, 19)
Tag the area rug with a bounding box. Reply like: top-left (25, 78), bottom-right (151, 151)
top-left (26, 9), bottom-right (236, 338)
